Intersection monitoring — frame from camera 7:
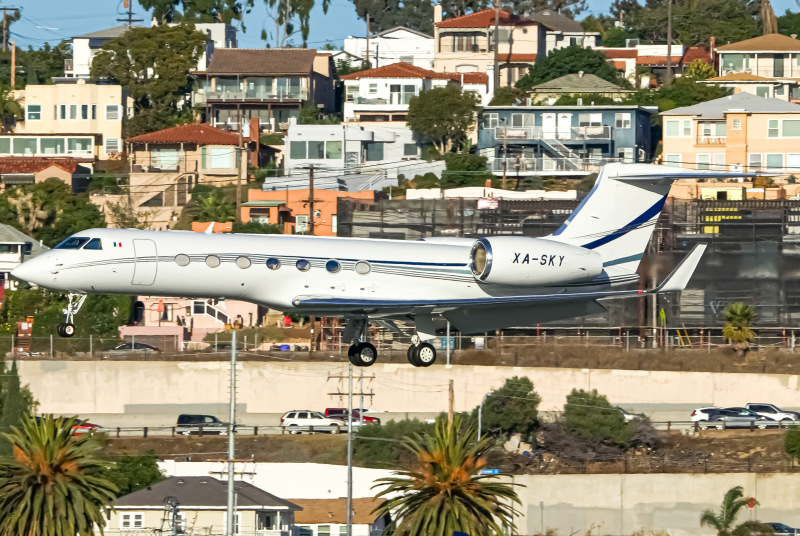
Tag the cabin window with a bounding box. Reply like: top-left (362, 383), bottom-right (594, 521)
top-left (236, 256), bottom-right (251, 269)
top-left (55, 237), bottom-right (90, 250)
top-left (206, 255), bottom-right (221, 268)
top-left (355, 261), bottom-right (371, 274)
top-left (175, 254), bottom-right (190, 266)
top-left (266, 258), bottom-right (280, 270)
top-left (83, 238), bottom-right (103, 250)
top-left (325, 260), bottom-right (341, 273)
top-left (296, 259), bottom-right (311, 272)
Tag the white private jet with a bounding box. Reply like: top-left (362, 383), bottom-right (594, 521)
top-left (11, 164), bottom-right (734, 367)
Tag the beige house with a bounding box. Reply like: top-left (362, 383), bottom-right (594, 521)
top-left (433, 6), bottom-right (546, 87)
top-left (660, 92), bottom-right (800, 174)
top-left (11, 79), bottom-right (132, 162)
top-left (109, 476), bottom-right (300, 536)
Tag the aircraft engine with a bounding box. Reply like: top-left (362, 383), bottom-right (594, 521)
top-left (469, 236), bottom-right (603, 286)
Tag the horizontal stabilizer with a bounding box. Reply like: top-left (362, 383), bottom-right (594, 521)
top-left (655, 243), bottom-right (708, 292)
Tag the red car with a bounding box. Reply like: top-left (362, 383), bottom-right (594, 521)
top-left (72, 422), bottom-right (100, 435)
top-left (324, 408), bottom-right (381, 425)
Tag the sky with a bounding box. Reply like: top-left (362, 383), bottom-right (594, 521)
top-left (10, 0), bottom-right (800, 52)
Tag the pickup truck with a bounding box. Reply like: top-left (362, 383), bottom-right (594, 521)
top-left (324, 408), bottom-right (381, 425)
top-left (745, 403), bottom-right (800, 422)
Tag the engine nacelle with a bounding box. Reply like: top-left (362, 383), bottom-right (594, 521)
top-left (469, 236), bottom-right (603, 286)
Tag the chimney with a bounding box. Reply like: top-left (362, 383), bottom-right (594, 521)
top-left (578, 70), bottom-right (584, 78)
top-left (434, 4), bottom-right (443, 24)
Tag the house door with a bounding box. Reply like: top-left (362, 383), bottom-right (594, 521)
top-left (542, 113), bottom-right (557, 138)
top-left (557, 113), bottom-right (573, 139)
top-left (132, 239), bottom-right (158, 286)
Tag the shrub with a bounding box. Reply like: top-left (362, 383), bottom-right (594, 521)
top-left (563, 388), bottom-right (632, 447)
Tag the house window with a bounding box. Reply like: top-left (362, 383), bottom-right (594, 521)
top-left (578, 113), bottom-right (602, 127)
top-left (756, 86), bottom-right (770, 98)
top-left (664, 153), bottom-right (681, 167)
top-left (307, 141), bottom-right (325, 159)
top-left (700, 122), bottom-right (726, 137)
top-left (665, 120), bottom-right (680, 137)
top-left (81, 105), bottom-right (89, 120)
top-left (69, 104), bottom-right (78, 120)
top-left (40, 138), bottom-right (65, 155)
top-left (453, 33), bottom-right (478, 52)
top-left (106, 105), bottom-right (120, 120)
top-left (368, 83), bottom-right (378, 94)
top-left (120, 513), bottom-right (144, 529)
top-left (484, 113), bottom-right (498, 129)
top-left (326, 140), bottom-right (342, 159)
top-left (404, 143), bottom-right (417, 156)
top-left (788, 153), bottom-right (800, 168)
top-left (749, 153), bottom-right (762, 170)
top-left (769, 119), bottom-right (779, 137)
top-left (332, 214), bottom-right (337, 234)
top-left (92, 105), bottom-right (97, 120)
top-left (59, 105), bottom-right (66, 120)
top-left (511, 113), bottom-right (534, 127)
top-left (390, 84), bottom-right (416, 105)
top-left (152, 148), bottom-right (179, 168)
top-left (682, 120), bottom-right (691, 136)
top-left (776, 86), bottom-right (786, 96)
top-left (721, 53), bottom-right (749, 72)
top-left (290, 141), bottom-right (306, 159)
top-left (713, 153), bottom-right (726, 170)
top-left (26, 105), bottom-right (41, 121)
top-left (696, 154), bottom-right (711, 170)
top-left (208, 147), bottom-right (232, 168)
top-left (13, 138), bottom-right (37, 155)
top-left (614, 113), bottom-right (631, 129)
top-left (783, 120), bottom-right (800, 136)
top-left (569, 36), bottom-right (584, 46)
top-left (345, 85), bottom-right (358, 102)
top-left (365, 142), bottom-right (384, 161)
top-left (766, 153), bottom-right (784, 169)
top-left (0, 138), bottom-right (8, 154)
top-left (617, 147), bottom-right (634, 163)
top-left (732, 118), bottom-right (741, 130)
top-left (318, 525), bottom-right (332, 536)
top-left (105, 138), bottom-right (121, 153)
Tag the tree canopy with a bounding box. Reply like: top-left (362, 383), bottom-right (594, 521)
top-left (471, 376), bottom-right (541, 439)
top-left (407, 85), bottom-right (479, 154)
top-left (90, 24), bottom-right (207, 136)
top-left (778, 9), bottom-right (800, 37)
top-left (139, 0), bottom-right (254, 25)
top-left (516, 45), bottom-right (625, 89)
top-left (563, 388), bottom-right (632, 447)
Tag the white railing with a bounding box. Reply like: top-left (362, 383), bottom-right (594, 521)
top-left (488, 156), bottom-right (624, 173)
top-left (192, 300), bottom-right (229, 325)
top-left (494, 125), bottom-right (612, 141)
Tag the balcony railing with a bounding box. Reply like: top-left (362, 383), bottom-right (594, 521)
top-left (493, 125), bottom-right (613, 141)
top-left (696, 136), bottom-right (727, 145)
top-left (488, 156), bottom-right (624, 173)
top-left (199, 87), bottom-right (309, 102)
top-left (719, 67), bottom-right (800, 78)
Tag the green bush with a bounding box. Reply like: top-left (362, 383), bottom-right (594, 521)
top-left (563, 388), bottom-right (632, 447)
top-left (471, 376), bottom-right (541, 439)
top-left (785, 428), bottom-right (800, 462)
top-left (353, 418), bottom-right (433, 469)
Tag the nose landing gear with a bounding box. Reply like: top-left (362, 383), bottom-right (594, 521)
top-left (57, 293), bottom-right (86, 338)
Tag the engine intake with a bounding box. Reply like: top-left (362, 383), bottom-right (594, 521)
top-left (470, 236), bottom-right (603, 286)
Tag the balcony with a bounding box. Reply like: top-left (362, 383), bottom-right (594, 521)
top-left (492, 125), bottom-right (613, 142)
top-left (696, 136), bottom-right (727, 146)
top-left (488, 156), bottom-right (623, 175)
top-left (199, 87), bottom-right (309, 102)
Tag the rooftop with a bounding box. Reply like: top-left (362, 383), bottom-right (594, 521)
top-left (126, 123), bottom-right (240, 145)
top-left (705, 72), bottom-right (773, 82)
top-left (206, 49), bottom-right (319, 76)
top-left (436, 8), bottom-right (536, 29)
top-left (372, 26), bottom-right (433, 39)
top-left (341, 62), bottom-right (487, 84)
top-left (528, 9), bottom-right (585, 33)
top-left (531, 73), bottom-right (631, 93)
top-left (73, 25), bottom-right (134, 40)
top-left (0, 157), bottom-right (79, 174)
top-left (0, 224), bottom-right (47, 256)
top-left (291, 498), bottom-right (384, 525)
top-left (717, 33), bottom-right (800, 52)
top-left (661, 92), bottom-right (800, 118)
top-left (115, 477), bottom-right (301, 509)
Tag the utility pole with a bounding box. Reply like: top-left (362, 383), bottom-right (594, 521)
top-left (492, 0), bottom-right (501, 92)
top-left (117, 0), bottom-right (143, 28)
top-left (502, 119), bottom-right (508, 190)
top-left (9, 41), bottom-right (14, 88)
top-left (0, 7), bottom-right (19, 53)
top-left (665, 0), bottom-right (673, 85)
top-left (346, 363), bottom-right (354, 536)
top-left (236, 104), bottom-right (244, 219)
top-left (448, 379), bottom-right (454, 426)
top-left (308, 166), bottom-right (315, 236)
top-left (365, 14), bottom-right (370, 67)
top-left (226, 330), bottom-right (237, 536)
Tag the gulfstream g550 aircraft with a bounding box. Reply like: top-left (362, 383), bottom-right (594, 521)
top-left (12, 164), bottom-right (735, 367)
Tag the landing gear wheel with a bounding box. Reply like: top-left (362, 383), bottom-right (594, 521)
top-left (348, 342), bottom-right (378, 367)
top-left (57, 323), bottom-right (75, 338)
top-left (415, 342), bottom-right (437, 367)
top-left (407, 345), bottom-right (421, 367)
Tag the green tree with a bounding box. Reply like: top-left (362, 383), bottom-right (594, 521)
top-left (722, 302), bottom-right (756, 357)
top-left (778, 9), bottom-right (800, 36)
top-left (784, 427), bottom-right (800, 462)
top-left (0, 360), bottom-right (24, 443)
top-left (90, 25), bottom-right (207, 136)
top-left (103, 452), bottom-right (165, 497)
top-left (139, 0), bottom-right (254, 25)
top-left (193, 188), bottom-right (235, 222)
top-left (441, 152), bottom-right (493, 188)
top-left (488, 86), bottom-right (525, 106)
top-left (407, 85), bottom-right (478, 154)
top-left (0, 415), bottom-right (118, 536)
top-left (0, 84), bottom-right (22, 132)
top-left (684, 59), bottom-right (718, 80)
top-left (372, 415), bottom-right (521, 536)
top-left (106, 201), bottom-right (156, 230)
top-left (517, 45), bottom-right (624, 89)
top-left (232, 220), bottom-right (282, 233)
top-left (563, 388), bottom-right (632, 447)
top-left (264, 0), bottom-right (331, 46)
top-left (700, 486), bottom-right (773, 536)
top-left (472, 376), bottom-right (541, 439)
top-left (629, 76), bottom-right (729, 117)
top-left (355, 418), bottom-right (433, 468)
top-left (298, 103), bottom-right (339, 124)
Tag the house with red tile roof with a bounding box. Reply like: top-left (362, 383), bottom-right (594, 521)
top-left (340, 62), bottom-right (489, 122)
top-left (0, 157), bottom-right (88, 192)
top-left (705, 34), bottom-right (800, 102)
top-left (597, 44), bottom-right (711, 87)
top-left (432, 5), bottom-right (547, 88)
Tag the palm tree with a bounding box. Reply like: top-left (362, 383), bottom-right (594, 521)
top-left (194, 189), bottom-right (235, 222)
top-left (0, 414), bottom-right (118, 536)
top-left (722, 302), bottom-right (756, 357)
top-left (0, 85), bottom-right (22, 133)
top-left (372, 415), bottom-right (521, 536)
top-left (700, 486), bottom-right (773, 536)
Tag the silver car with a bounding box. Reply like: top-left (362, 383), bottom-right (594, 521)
top-left (699, 407), bottom-right (775, 430)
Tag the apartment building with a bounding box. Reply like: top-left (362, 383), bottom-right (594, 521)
top-left (11, 80), bottom-right (131, 162)
top-left (194, 48), bottom-right (338, 134)
top-left (343, 27), bottom-right (434, 69)
top-left (704, 33), bottom-right (800, 101)
top-left (528, 9), bottom-right (600, 54)
top-left (433, 6), bottom-right (546, 87)
top-left (477, 104), bottom-right (656, 176)
top-left (661, 92), bottom-right (800, 173)
top-left (341, 62), bottom-right (488, 122)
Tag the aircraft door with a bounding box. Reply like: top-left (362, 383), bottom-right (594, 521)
top-left (132, 239), bottom-right (158, 285)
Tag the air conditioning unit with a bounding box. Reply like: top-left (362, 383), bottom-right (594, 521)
top-left (625, 39), bottom-right (640, 48)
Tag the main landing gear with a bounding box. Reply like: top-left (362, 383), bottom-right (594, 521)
top-left (57, 293), bottom-right (86, 338)
top-left (344, 319), bottom-right (438, 368)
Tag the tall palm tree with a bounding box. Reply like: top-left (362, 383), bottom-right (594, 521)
top-left (722, 302), bottom-right (756, 357)
top-left (0, 414), bottom-right (118, 536)
top-left (0, 85), bottom-right (22, 133)
top-left (700, 486), bottom-right (772, 536)
top-left (372, 415), bottom-right (521, 536)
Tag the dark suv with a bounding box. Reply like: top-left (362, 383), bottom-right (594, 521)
top-left (176, 414), bottom-right (228, 435)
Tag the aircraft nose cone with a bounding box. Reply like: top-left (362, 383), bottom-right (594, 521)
top-left (11, 260), bottom-right (40, 285)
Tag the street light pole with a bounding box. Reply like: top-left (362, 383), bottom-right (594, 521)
top-left (477, 392), bottom-right (492, 439)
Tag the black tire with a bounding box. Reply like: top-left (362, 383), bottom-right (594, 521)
top-left (348, 345), bottom-right (363, 366)
top-left (62, 323), bottom-right (75, 338)
top-left (355, 342), bottom-right (377, 367)
top-left (57, 323), bottom-right (66, 337)
top-left (416, 342), bottom-right (437, 367)
top-left (407, 345), bottom-right (422, 366)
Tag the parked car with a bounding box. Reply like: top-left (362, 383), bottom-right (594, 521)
top-left (324, 408), bottom-right (381, 425)
top-left (615, 406), bottom-right (645, 423)
top-left (176, 414), bottom-right (228, 435)
top-left (280, 410), bottom-right (343, 434)
top-left (690, 407), bottom-right (719, 422)
top-left (698, 407), bottom-right (775, 430)
top-left (763, 522), bottom-right (800, 536)
top-left (746, 403), bottom-right (800, 422)
top-left (72, 421), bottom-right (100, 435)
top-left (102, 342), bottom-right (160, 357)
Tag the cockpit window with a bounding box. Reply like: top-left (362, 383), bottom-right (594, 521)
top-left (83, 238), bottom-right (102, 250)
top-left (54, 237), bottom-right (90, 250)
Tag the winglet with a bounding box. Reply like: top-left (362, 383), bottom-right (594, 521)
top-left (655, 243), bottom-right (707, 293)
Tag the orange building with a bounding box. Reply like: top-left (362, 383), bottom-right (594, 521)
top-left (241, 188), bottom-right (376, 236)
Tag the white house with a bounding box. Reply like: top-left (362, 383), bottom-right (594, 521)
top-left (0, 224), bottom-right (47, 291)
top-left (341, 62), bottom-right (489, 122)
top-left (343, 26), bottom-right (434, 70)
top-left (529, 9), bottom-right (600, 55)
